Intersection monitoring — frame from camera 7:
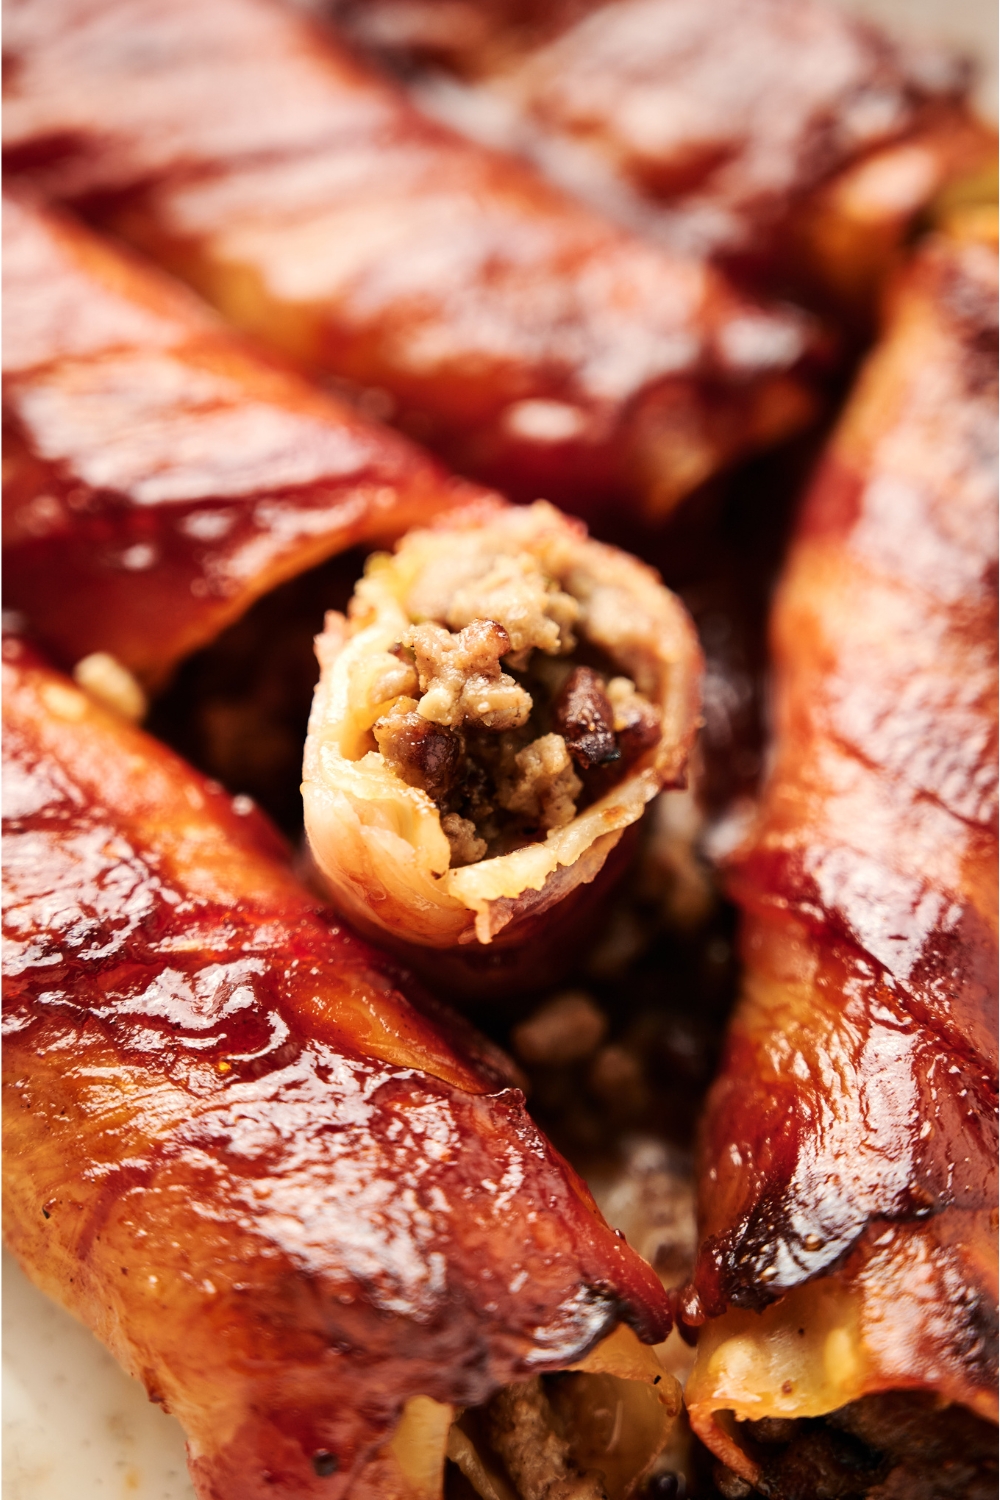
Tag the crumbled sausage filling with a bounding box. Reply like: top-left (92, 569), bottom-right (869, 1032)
top-left (728, 1393), bottom-right (999, 1500)
top-left (404, 619), bottom-right (532, 731)
top-left (367, 548), bottom-right (661, 867)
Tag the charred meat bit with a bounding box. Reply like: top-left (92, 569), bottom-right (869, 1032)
top-left (373, 704), bottom-right (464, 802)
top-left (487, 1378), bottom-right (608, 1500)
top-left (404, 618), bottom-right (532, 730)
top-left (554, 666), bottom-right (620, 769)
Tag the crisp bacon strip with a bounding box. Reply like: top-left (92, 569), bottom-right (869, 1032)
top-left (682, 233), bottom-right (998, 1494)
top-left (2, 0), bottom-right (819, 523)
top-left (2, 191), bottom-right (480, 693)
top-left (2, 637), bottom-right (678, 1500)
top-left (334, 0), bottom-right (995, 312)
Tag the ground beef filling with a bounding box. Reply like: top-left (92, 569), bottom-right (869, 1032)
top-left (371, 610), bottom-right (661, 867)
top-left (719, 1392), bottom-right (999, 1500)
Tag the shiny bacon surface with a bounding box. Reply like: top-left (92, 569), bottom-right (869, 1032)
top-left (685, 231), bottom-right (998, 1446)
top-left (2, 0), bottom-right (819, 521)
top-left (2, 191), bottom-right (479, 690)
top-left (334, 0), bottom-right (994, 310)
top-left (1, 636), bottom-right (673, 1498)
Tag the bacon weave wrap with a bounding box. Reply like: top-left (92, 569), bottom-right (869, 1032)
top-left (2, 191), bottom-right (479, 692)
top-left (2, 638), bottom-right (679, 1499)
top-left (683, 233), bottom-right (998, 1485)
top-left (2, 0), bottom-right (819, 522)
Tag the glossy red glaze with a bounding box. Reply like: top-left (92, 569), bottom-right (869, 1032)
top-left (2, 192), bottom-right (483, 689)
top-left (2, 0), bottom-right (820, 522)
top-left (2, 639), bottom-right (672, 1498)
top-left (333, 0), bottom-right (994, 311)
top-left (689, 234), bottom-right (998, 1413)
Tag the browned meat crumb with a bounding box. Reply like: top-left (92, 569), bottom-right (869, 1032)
top-left (441, 811), bottom-right (488, 866)
top-left (373, 702), bottom-right (464, 802)
top-left (403, 619), bottom-right (532, 730)
top-left (588, 1044), bottom-right (649, 1116)
top-left (606, 677), bottom-right (662, 762)
top-left (511, 991), bottom-right (608, 1066)
top-left (713, 1464), bottom-right (754, 1499)
top-left (554, 666), bottom-right (620, 769)
top-left (487, 1378), bottom-right (608, 1500)
top-left (445, 554), bottom-right (579, 658)
top-left (498, 732), bottom-right (582, 831)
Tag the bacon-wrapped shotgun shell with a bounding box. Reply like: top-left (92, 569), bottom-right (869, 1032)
top-left (2, 0), bottom-right (820, 523)
top-left (2, 191), bottom-right (482, 695)
top-left (334, 0), bottom-right (996, 315)
top-left (302, 500), bottom-right (702, 954)
top-left (2, 636), bottom-right (680, 1500)
top-left (682, 232), bottom-right (998, 1493)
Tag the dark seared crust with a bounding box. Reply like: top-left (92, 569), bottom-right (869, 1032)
top-left (553, 666), bottom-right (619, 770)
top-left (1, 639), bottom-right (672, 1500)
top-left (1, 192), bottom-right (477, 689)
top-left (2, 0), bottom-right (819, 521)
top-left (688, 235), bottom-right (998, 1422)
